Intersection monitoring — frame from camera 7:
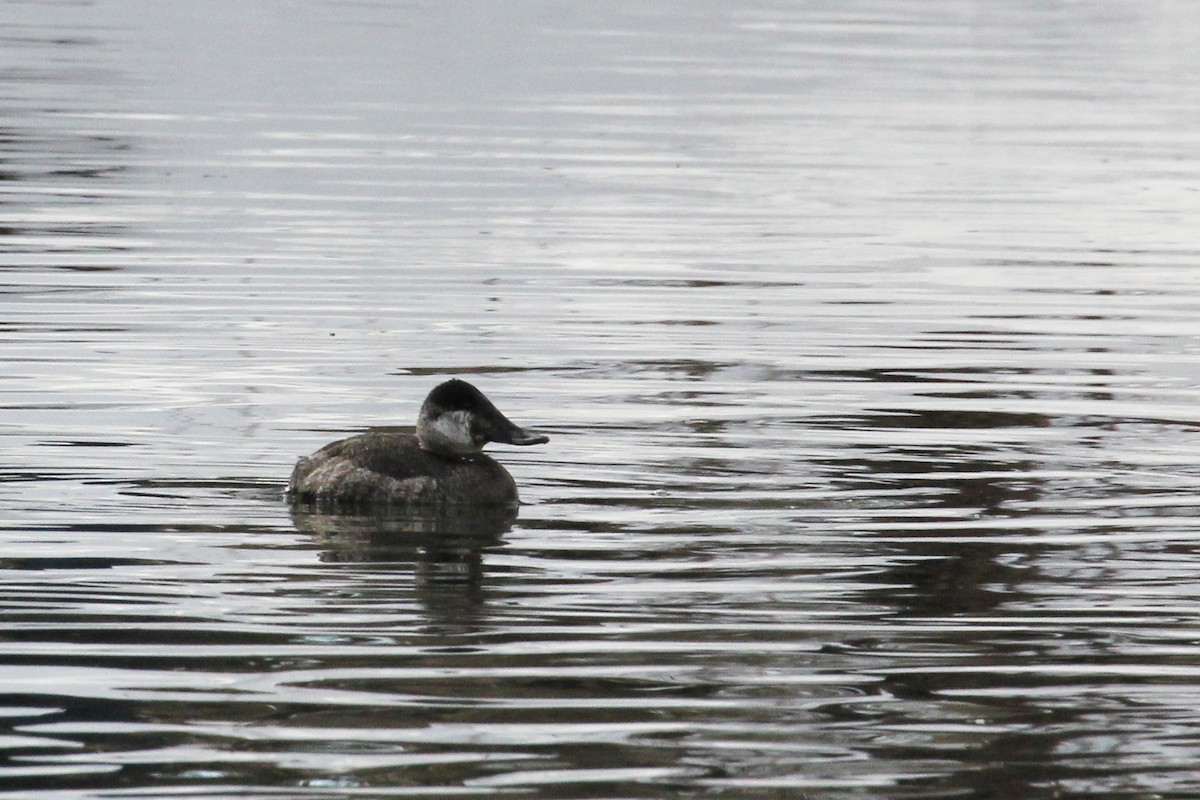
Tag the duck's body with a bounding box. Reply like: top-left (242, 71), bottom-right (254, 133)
top-left (289, 430), bottom-right (522, 507)
top-left (287, 380), bottom-right (548, 509)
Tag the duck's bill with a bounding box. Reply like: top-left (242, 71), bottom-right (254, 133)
top-left (505, 427), bottom-right (549, 446)
top-left (481, 407), bottom-right (550, 446)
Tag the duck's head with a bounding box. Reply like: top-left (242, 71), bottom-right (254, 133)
top-left (416, 379), bottom-right (549, 457)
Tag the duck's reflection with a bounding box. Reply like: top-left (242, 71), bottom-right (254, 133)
top-left (290, 505), bottom-right (516, 619)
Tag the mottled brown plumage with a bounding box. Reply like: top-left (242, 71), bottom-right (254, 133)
top-left (289, 431), bottom-right (521, 507)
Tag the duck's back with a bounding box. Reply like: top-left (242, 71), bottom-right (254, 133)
top-left (287, 431), bottom-right (519, 507)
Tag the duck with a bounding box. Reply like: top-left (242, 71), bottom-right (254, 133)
top-left (287, 379), bottom-right (549, 508)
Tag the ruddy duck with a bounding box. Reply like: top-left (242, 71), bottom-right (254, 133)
top-left (287, 379), bottom-right (549, 508)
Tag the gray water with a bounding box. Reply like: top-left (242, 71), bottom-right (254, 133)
top-left (4, 1), bottom-right (1200, 797)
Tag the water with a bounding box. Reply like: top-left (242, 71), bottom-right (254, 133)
top-left (4, 1), bottom-right (1200, 797)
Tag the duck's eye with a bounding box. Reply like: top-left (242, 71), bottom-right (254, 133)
top-left (473, 432), bottom-right (487, 445)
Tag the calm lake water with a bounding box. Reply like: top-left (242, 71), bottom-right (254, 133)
top-left (4, 1), bottom-right (1200, 798)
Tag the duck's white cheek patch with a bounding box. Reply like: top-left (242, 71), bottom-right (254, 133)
top-left (429, 410), bottom-right (475, 451)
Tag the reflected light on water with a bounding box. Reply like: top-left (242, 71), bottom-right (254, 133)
top-left (3, 1), bottom-right (1200, 799)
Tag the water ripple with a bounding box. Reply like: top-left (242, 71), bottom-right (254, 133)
top-left (4, 0), bottom-right (1200, 798)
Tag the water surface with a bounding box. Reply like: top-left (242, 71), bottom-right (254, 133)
top-left (3, 1), bottom-right (1200, 798)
